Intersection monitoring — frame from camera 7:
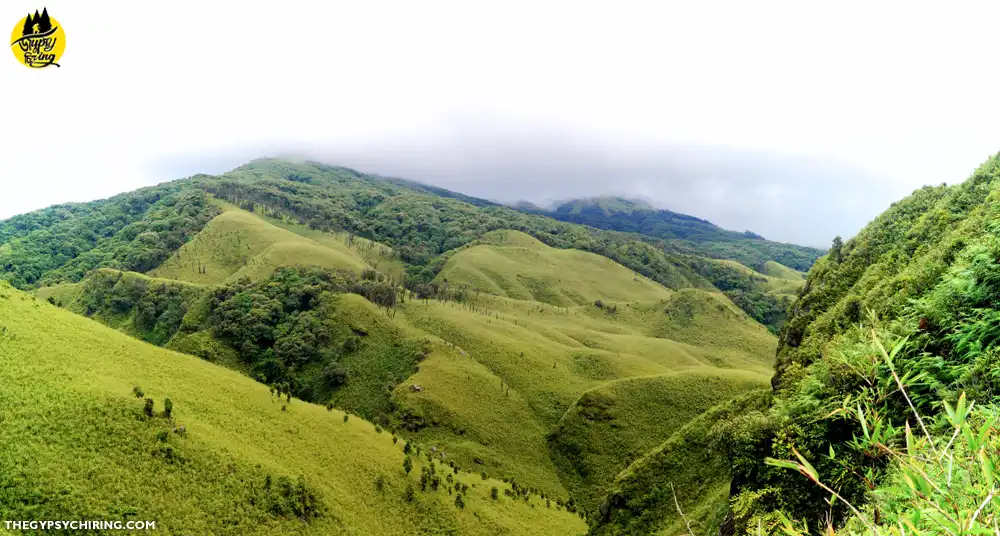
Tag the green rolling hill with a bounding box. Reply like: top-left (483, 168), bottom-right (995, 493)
top-left (434, 230), bottom-right (674, 306)
top-left (0, 158), bottom-right (825, 534)
top-left (0, 282), bottom-right (585, 535)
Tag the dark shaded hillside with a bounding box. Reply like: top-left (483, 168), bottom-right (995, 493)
top-left (521, 196), bottom-right (824, 272)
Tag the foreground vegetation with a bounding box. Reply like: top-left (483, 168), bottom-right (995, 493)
top-left (621, 152), bottom-right (1000, 535)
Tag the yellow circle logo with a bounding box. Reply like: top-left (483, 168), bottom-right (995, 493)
top-left (10, 7), bottom-right (64, 68)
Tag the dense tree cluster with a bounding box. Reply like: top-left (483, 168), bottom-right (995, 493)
top-left (207, 266), bottom-right (360, 388)
top-left (0, 186), bottom-right (218, 288)
top-left (76, 269), bottom-right (204, 345)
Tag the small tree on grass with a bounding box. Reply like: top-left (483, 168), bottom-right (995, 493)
top-left (143, 398), bottom-right (154, 417)
top-left (454, 493), bottom-right (465, 509)
top-left (163, 398), bottom-right (173, 418)
top-left (404, 485), bottom-right (415, 502)
top-left (132, 386), bottom-right (144, 398)
top-left (491, 487), bottom-right (499, 501)
top-left (343, 414), bottom-right (349, 423)
top-left (403, 455), bottom-right (413, 475)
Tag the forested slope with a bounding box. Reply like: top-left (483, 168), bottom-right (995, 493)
top-left (519, 196), bottom-right (824, 272)
top-left (591, 152), bottom-right (1000, 534)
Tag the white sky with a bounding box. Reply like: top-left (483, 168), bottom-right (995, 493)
top-left (3, 1), bottom-right (1000, 246)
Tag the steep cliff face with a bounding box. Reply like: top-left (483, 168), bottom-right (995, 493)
top-left (727, 153), bottom-right (1000, 531)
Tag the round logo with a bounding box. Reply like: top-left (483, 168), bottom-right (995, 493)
top-left (10, 8), bottom-right (65, 68)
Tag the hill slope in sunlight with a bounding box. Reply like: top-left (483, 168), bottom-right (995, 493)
top-left (0, 282), bottom-right (586, 535)
top-left (434, 230), bottom-right (674, 306)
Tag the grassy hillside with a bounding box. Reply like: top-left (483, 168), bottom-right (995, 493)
top-left (435, 230), bottom-right (673, 306)
top-left (149, 204), bottom-right (374, 285)
top-left (592, 389), bottom-right (771, 536)
top-left (392, 288), bottom-right (774, 501)
top-left (548, 369), bottom-right (768, 513)
top-left (520, 196), bottom-right (823, 272)
top-left (761, 260), bottom-right (805, 281)
top-left (0, 282), bottom-right (586, 535)
top-left (35, 228), bottom-right (777, 514)
top-left (5, 158), bottom-right (804, 532)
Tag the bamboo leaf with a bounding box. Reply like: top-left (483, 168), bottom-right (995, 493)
top-left (979, 448), bottom-right (995, 489)
top-left (792, 448), bottom-right (819, 482)
top-left (905, 420), bottom-right (915, 457)
top-left (765, 458), bottom-right (801, 471)
top-left (857, 402), bottom-right (870, 441)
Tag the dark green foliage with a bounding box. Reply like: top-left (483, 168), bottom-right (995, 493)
top-left (143, 398), bottom-right (154, 417)
top-left (132, 385), bottom-right (144, 398)
top-left (685, 256), bottom-right (793, 333)
top-left (491, 487), bottom-right (499, 501)
top-left (403, 455), bottom-right (413, 475)
top-left (202, 265), bottom-right (423, 417)
top-left (197, 160), bottom-right (719, 294)
top-left (521, 196), bottom-right (823, 272)
top-left (261, 475), bottom-right (324, 521)
top-left (725, 154), bottom-right (1000, 533)
top-left (404, 485), bottom-right (415, 502)
top-left (454, 493), bottom-right (465, 509)
top-left (75, 270), bottom-right (204, 345)
top-left (343, 414), bottom-right (348, 423)
top-left (163, 398), bottom-right (173, 419)
top-left (0, 187), bottom-right (218, 289)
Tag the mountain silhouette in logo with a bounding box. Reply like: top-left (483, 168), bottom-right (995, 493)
top-left (21, 8), bottom-right (53, 38)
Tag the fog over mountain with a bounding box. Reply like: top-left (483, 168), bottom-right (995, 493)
top-left (6, 1), bottom-right (1000, 248)
top-left (147, 127), bottom-right (906, 248)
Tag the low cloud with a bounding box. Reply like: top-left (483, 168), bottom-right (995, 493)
top-left (149, 127), bottom-right (912, 248)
